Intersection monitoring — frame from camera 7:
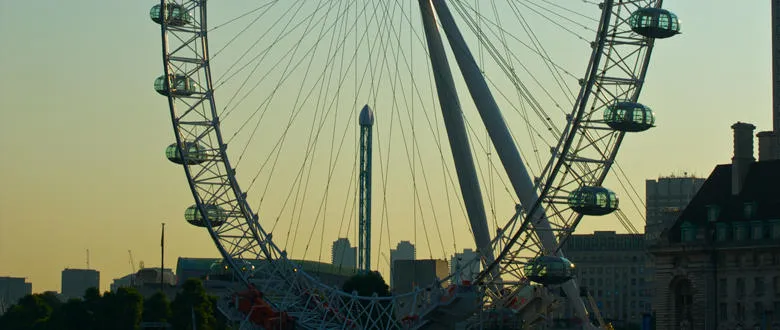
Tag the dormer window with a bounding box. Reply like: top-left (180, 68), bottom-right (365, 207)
top-left (715, 223), bottom-right (730, 242)
top-left (681, 221), bottom-right (696, 242)
top-left (707, 205), bottom-right (720, 222)
top-left (771, 220), bottom-right (780, 240)
top-left (743, 202), bottom-right (757, 219)
top-left (751, 221), bottom-right (764, 240)
top-left (734, 223), bottom-right (748, 241)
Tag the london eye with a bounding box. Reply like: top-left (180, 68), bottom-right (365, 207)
top-left (152, 0), bottom-right (679, 328)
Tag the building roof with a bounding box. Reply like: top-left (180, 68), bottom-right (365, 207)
top-left (175, 257), bottom-right (357, 278)
top-left (663, 160), bottom-right (780, 243)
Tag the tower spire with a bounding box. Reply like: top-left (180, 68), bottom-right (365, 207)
top-left (358, 105), bottom-right (374, 273)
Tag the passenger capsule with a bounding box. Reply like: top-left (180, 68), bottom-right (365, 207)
top-left (154, 74), bottom-right (197, 96)
top-left (524, 256), bottom-right (575, 286)
top-left (568, 186), bottom-right (619, 216)
top-left (165, 142), bottom-right (207, 165)
top-left (150, 3), bottom-right (192, 26)
top-left (603, 101), bottom-right (655, 132)
top-left (184, 204), bottom-right (227, 227)
top-left (629, 8), bottom-right (680, 39)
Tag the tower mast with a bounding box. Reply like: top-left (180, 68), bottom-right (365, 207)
top-left (358, 105), bottom-right (374, 273)
top-left (773, 0), bottom-right (780, 133)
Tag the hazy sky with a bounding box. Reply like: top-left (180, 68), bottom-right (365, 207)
top-left (0, 1), bottom-right (774, 293)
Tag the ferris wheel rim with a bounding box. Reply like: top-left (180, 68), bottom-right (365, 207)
top-left (157, 0), bottom-right (665, 326)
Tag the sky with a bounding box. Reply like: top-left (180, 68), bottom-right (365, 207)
top-left (0, 1), bottom-right (774, 293)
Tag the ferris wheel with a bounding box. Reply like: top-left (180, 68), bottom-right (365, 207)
top-left (152, 0), bottom-right (679, 328)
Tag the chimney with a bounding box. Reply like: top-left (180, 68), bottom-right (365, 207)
top-left (731, 122), bottom-right (756, 195)
top-left (757, 131), bottom-right (780, 161)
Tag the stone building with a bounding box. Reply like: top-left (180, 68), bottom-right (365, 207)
top-left (649, 123), bottom-right (780, 329)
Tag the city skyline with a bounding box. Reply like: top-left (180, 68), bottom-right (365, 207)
top-left (0, 1), bottom-right (775, 293)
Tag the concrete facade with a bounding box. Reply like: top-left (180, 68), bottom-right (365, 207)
top-left (332, 238), bottom-right (357, 270)
top-left (561, 231), bottom-right (649, 326)
top-left (61, 268), bottom-right (99, 300)
top-left (0, 277), bottom-right (32, 314)
top-left (390, 241), bottom-right (415, 287)
top-left (645, 176), bottom-right (705, 242)
top-left (450, 248), bottom-right (480, 283)
top-left (391, 259), bottom-right (448, 318)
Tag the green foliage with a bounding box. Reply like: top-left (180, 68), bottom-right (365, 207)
top-left (342, 271), bottom-right (391, 297)
top-left (0, 294), bottom-right (52, 330)
top-left (171, 279), bottom-right (217, 330)
top-left (99, 287), bottom-right (144, 330)
top-left (0, 282), bottom-right (229, 330)
top-left (48, 298), bottom-right (94, 330)
top-left (143, 291), bottom-right (172, 323)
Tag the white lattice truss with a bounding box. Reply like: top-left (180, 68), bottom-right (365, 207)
top-left (157, 0), bottom-right (662, 328)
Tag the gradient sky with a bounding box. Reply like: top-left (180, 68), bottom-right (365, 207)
top-left (0, 1), bottom-right (774, 293)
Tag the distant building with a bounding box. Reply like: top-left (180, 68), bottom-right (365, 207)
top-left (110, 273), bottom-right (136, 292)
top-left (561, 231), bottom-right (648, 326)
top-left (175, 257), bottom-right (357, 295)
top-left (649, 123), bottom-right (780, 329)
top-left (645, 176), bottom-right (705, 242)
top-left (390, 241), bottom-right (415, 287)
top-left (450, 248), bottom-right (480, 283)
top-left (61, 268), bottom-right (99, 300)
top-left (331, 238), bottom-right (357, 270)
top-left (392, 259), bottom-right (449, 317)
top-left (0, 277), bottom-right (32, 314)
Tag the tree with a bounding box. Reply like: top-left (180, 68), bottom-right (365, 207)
top-left (0, 294), bottom-right (52, 330)
top-left (99, 288), bottom-right (143, 330)
top-left (342, 272), bottom-right (393, 328)
top-left (171, 279), bottom-right (217, 330)
top-left (342, 271), bottom-right (391, 297)
top-left (143, 291), bottom-right (172, 323)
top-left (47, 298), bottom-right (94, 330)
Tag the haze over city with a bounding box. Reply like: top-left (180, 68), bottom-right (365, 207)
top-left (0, 0), bottom-right (771, 292)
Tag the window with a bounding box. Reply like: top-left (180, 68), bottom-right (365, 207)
top-left (707, 205), bottom-right (720, 222)
top-left (752, 221), bottom-right (764, 240)
top-left (772, 221), bottom-right (780, 239)
top-left (734, 223), bottom-right (747, 241)
top-left (774, 276), bottom-right (780, 296)
top-left (756, 277), bottom-right (765, 296)
top-left (774, 301), bottom-right (780, 321)
top-left (716, 223), bottom-right (729, 241)
top-left (744, 202), bottom-right (756, 219)
top-left (755, 302), bottom-right (765, 321)
top-left (719, 278), bottom-right (727, 296)
top-left (736, 302), bottom-right (745, 321)
top-left (719, 303), bottom-right (728, 321)
top-left (737, 278), bottom-right (746, 297)
top-left (681, 221), bottom-right (696, 241)
top-left (743, 253), bottom-right (754, 266)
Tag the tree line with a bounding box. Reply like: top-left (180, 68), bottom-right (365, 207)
top-left (0, 279), bottom-right (229, 330)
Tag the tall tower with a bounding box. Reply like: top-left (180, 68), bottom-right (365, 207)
top-left (774, 0), bottom-right (780, 132)
top-left (358, 105), bottom-right (374, 273)
top-left (758, 1), bottom-right (780, 161)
